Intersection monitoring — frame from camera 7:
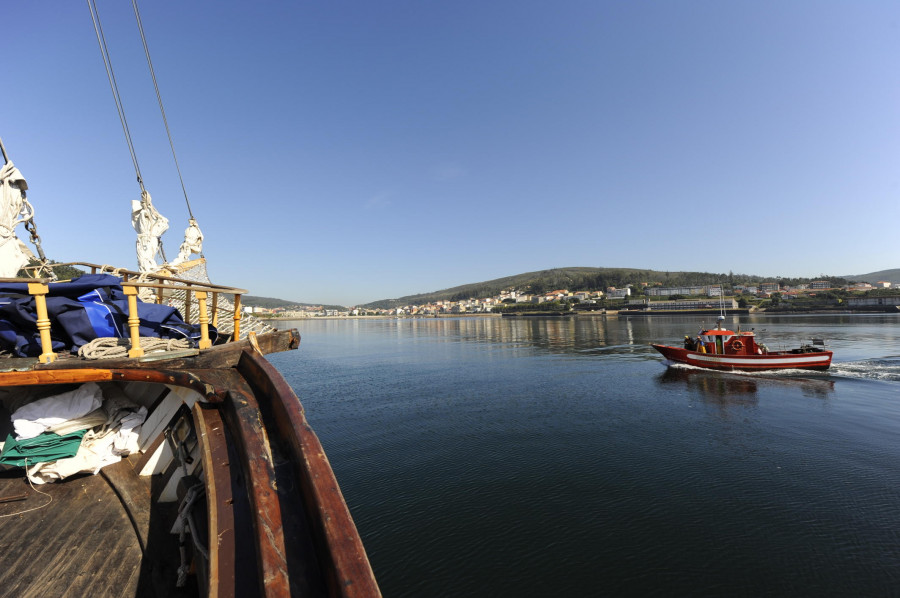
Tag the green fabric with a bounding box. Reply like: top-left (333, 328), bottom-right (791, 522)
top-left (0, 431), bottom-right (86, 467)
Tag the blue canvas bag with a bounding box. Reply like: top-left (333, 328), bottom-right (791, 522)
top-left (0, 274), bottom-right (216, 357)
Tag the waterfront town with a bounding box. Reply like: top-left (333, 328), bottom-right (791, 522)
top-left (245, 279), bottom-right (900, 319)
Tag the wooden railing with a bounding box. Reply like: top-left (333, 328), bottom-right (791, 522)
top-left (3, 263), bottom-right (248, 363)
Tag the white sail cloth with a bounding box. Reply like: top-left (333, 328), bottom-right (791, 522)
top-left (131, 190), bottom-right (169, 272)
top-left (11, 382), bottom-right (104, 440)
top-left (10, 383), bottom-right (147, 484)
top-left (25, 403), bottom-right (146, 484)
top-left (0, 161), bottom-right (34, 277)
top-left (170, 217), bottom-right (203, 266)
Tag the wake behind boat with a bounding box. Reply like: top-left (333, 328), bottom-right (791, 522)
top-left (651, 316), bottom-right (833, 371)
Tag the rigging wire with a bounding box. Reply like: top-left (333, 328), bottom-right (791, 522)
top-left (131, 0), bottom-right (195, 221)
top-left (86, 0), bottom-right (145, 192)
top-left (0, 136), bottom-right (53, 274)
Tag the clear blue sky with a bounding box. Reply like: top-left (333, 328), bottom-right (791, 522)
top-left (5, 1), bottom-right (899, 305)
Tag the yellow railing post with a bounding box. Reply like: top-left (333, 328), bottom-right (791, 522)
top-left (27, 282), bottom-right (56, 364)
top-left (211, 292), bottom-right (219, 328)
top-left (184, 289), bottom-right (192, 324)
top-left (233, 294), bottom-right (242, 341)
top-left (123, 286), bottom-right (144, 358)
top-left (195, 291), bottom-right (212, 349)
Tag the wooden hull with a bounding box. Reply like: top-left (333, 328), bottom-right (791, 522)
top-left (651, 343), bottom-right (833, 371)
top-left (0, 330), bottom-right (381, 597)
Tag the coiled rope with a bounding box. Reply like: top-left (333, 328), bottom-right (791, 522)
top-left (78, 337), bottom-right (192, 359)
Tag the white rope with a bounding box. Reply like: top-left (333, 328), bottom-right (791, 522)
top-left (132, 270), bottom-right (157, 302)
top-left (78, 336), bottom-right (192, 360)
top-left (97, 265), bottom-right (127, 278)
top-left (0, 458), bottom-right (53, 519)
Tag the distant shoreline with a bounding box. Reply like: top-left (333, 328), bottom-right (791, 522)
top-left (262, 306), bottom-right (899, 321)
top-left (265, 313), bottom-right (502, 321)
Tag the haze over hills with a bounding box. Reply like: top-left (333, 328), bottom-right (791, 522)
top-left (248, 267), bottom-right (898, 311)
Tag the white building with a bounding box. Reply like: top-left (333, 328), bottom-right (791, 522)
top-left (607, 288), bottom-right (631, 299)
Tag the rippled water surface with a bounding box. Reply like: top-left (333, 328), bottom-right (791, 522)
top-left (269, 314), bottom-right (900, 597)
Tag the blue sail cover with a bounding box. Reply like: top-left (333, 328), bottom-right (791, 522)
top-left (0, 273), bottom-right (216, 357)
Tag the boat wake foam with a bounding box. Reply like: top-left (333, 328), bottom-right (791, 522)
top-left (665, 361), bottom-right (832, 379)
top-left (829, 358), bottom-right (900, 382)
top-left (667, 358), bottom-right (900, 385)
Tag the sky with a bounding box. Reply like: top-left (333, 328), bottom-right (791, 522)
top-left (4, 1), bottom-right (899, 306)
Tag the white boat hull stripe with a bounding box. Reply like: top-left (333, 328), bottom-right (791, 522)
top-left (690, 354), bottom-right (828, 365)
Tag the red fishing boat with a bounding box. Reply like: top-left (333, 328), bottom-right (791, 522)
top-left (651, 316), bottom-right (833, 371)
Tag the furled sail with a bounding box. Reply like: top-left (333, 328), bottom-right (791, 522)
top-left (0, 161), bottom-right (36, 277)
top-left (170, 218), bottom-right (203, 266)
top-left (131, 190), bottom-right (169, 272)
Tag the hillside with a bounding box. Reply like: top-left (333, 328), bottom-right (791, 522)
top-left (243, 295), bottom-right (345, 311)
top-left (842, 269), bottom-right (900, 285)
top-left (360, 266), bottom-right (855, 310)
top-left (244, 266), bottom-right (896, 311)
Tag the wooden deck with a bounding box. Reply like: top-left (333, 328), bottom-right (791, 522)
top-left (0, 465), bottom-right (143, 597)
top-left (0, 458), bottom-right (190, 598)
top-left (0, 332), bottom-right (381, 597)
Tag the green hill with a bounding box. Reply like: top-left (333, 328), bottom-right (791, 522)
top-left (244, 266), bottom-right (892, 311)
top-left (361, 266), bottom-right (841, 309)
top-left (243, 296), bottom-right (345, 311)
top-left (842, 269), bottom-right (900, 285)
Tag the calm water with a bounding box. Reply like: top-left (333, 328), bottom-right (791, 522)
top-left (269, 314), bottom-right (900, 597)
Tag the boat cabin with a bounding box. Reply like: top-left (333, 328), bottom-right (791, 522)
top-left (683, 316), bottom-right (765, 356)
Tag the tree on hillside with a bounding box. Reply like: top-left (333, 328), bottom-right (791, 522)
top-left (19, 259), bottom-right (85, 280)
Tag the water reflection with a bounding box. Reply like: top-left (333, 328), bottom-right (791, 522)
top-left (315, 316), bottom-right (657, 357)
top-left (658, 367), bottom-right (759, 407)
top-left (274, 313), bottom-right (900, 367)
top-left (273, 314), bottom-right (900, 598)
top-left (657, 366), bottom-right (836, 406)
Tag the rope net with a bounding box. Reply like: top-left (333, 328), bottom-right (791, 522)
top-left (156, 258), bottom-right (275, 337)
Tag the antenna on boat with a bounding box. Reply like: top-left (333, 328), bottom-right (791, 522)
top-left (717, 283), bottom-right (727, 326)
